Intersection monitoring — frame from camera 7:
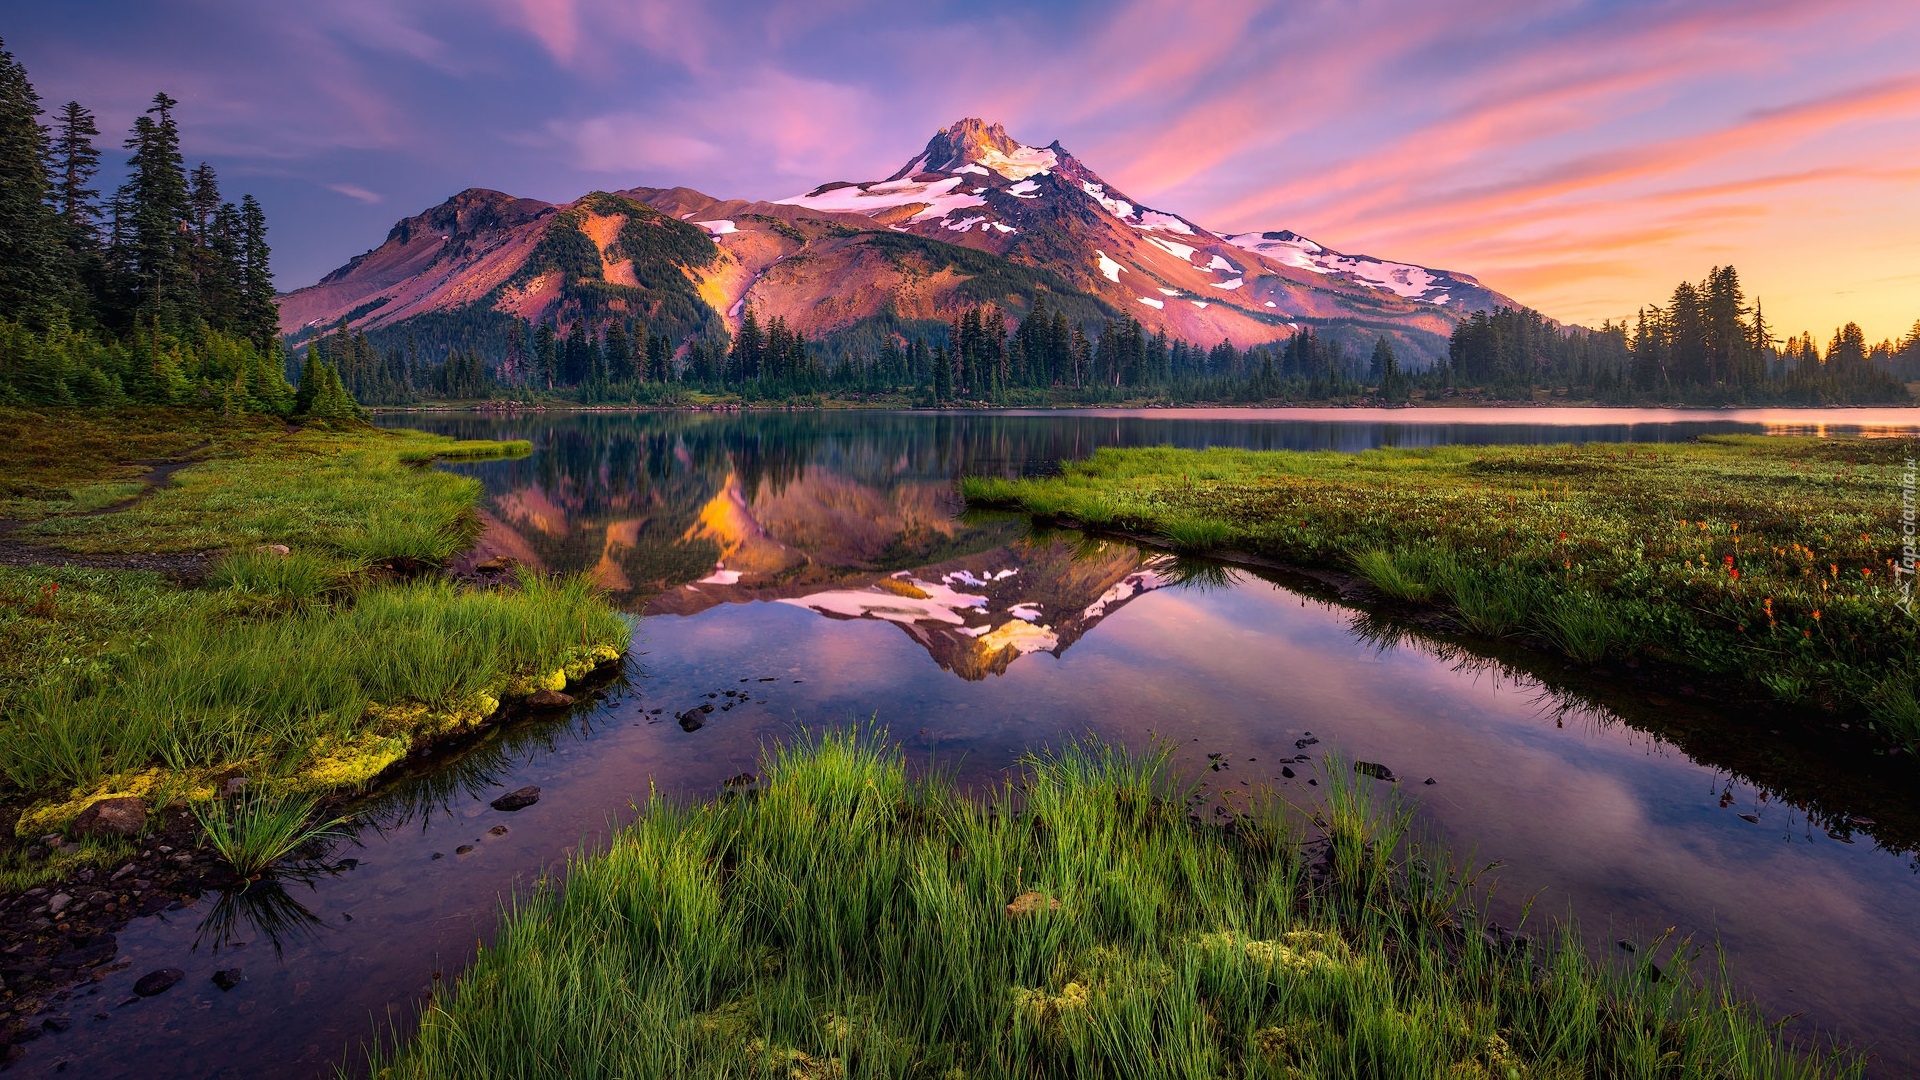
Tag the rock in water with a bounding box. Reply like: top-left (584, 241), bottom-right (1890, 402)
top-left (525, 689), bottom-right (574, 709)
top-left (1353, 761), bottom-right (1397, 782)
top-left (133, 968), bottom-right (184, 997)
top-left (490, 786), bottom-right (541, 812)
top-left (70, 797), bottom-right (147, 838)
top-left (212, 968), bottom-right (243, 991)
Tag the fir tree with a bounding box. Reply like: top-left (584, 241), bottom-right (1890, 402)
top-left (114, 93), bottom-right (196, 329)
top-left (932, 342), bottom-right (952, 401)
top-left (49, 101), bottom-right (101, 284)
top-left (238, 195), bottom-right (276, 348)
top-left (0, 38), bottom-right (63, 324)
top-left (293, 348), bottom-right (322, 415)
top-left (1371, 336), bottom-right (1401, 400)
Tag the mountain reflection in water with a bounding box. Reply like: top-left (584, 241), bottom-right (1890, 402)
top-left (436, 412), bottom-right (1220, 679)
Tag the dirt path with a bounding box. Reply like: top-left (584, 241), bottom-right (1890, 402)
top-left (0, 445), bottom-right (217, 578)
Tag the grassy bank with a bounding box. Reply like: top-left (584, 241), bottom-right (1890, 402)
top-left (0, 407), bottom-right (625, 853)
top-left (369, 730), bottom-right (1851, 1079)
top-left (962, 438), bottom-right (1919, 749)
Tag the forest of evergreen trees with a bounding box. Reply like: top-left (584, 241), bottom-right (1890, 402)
top-left (337, 266), bottom-right (1915, 408)
top-left (0, 39), bottom-right (356, 418)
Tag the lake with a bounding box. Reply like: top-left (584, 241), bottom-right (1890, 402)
top-left (24, 407), bottom-right (1920, 1078)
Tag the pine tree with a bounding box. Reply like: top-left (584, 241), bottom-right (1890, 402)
top-left (49, 101), bottom-right (101, 285)
top-left (535, 322), bottom-right (557, 388)
top-left (932, 342), bottom-right (952, 402)
top-left (0, 38), bottom-right (64, 324)
top-left (237, 195), bottom-right (276, 348)
top-left (1371, 336), bottom-right (1401, 400)
top-left (293, 348), bottom-right (320, 415)
top-left (114, 93), bottom-right (196, 329)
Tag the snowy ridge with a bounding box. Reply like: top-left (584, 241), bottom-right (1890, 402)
top-left (777, 175), bottom-right (988, 223)
top-left (1222, 230), bottom-right (1459, 303)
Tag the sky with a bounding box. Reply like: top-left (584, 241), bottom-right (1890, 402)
top-left (9, 0), bottom-right (1919, 342)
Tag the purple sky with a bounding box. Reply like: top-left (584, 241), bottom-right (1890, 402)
top-left (12, 0), bottom-right (1920, 339)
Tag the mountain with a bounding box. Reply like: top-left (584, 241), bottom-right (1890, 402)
top-left (278, 118), bottom-right (1517, 364)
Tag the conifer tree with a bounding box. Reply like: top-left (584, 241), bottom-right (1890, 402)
top-left (0, 38), bottom-right (63, 324)
top-left (115, 93), bottom-right (196, 329)
top-left (49, 101), bottom-right (101, 286)
top-left (293, 348), bottom-right (321, 415)
top-left (238, 194), bottom-right (276, 348)
top-left (932, 342), bottom-right (952, 401)
top-left (1371, 336), bottom-right (1401, 400)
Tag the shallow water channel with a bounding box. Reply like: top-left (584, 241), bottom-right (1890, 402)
top-left (20, 407), bottom-right (1920, 1078)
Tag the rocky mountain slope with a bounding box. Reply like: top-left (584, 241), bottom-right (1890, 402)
top-left (279, 118), bottom-right (1516, 362)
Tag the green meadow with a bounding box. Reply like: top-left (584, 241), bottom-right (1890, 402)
top-left (962, 437), bottom-right (1919, 749)
top-left (0, 408), bottom-right (626, 865)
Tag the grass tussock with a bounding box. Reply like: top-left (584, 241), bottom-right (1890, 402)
top-left (194, 788), bottom-right (347, 877)
top-left (965, 439), bottom-right (1920, 745)
top-left (206, 548), bottom-right (353, 609)
top-left (1352, 547), bottom-right (1436, 603)
top-left (366, 730), bottom-right (1855, 1080)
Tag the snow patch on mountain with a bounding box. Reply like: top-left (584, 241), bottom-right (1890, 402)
top-left (1006, 179), bottom-right (1043, 198)
top-left (696, 220), bottom-right (737, 236)
top-left (1210, 277), bottom-right (1245, 291)
top-left (1134, 210), bottom-right (1194, 234)
top-left (1223, 230), bottom-right (1452, 302)
top-left (1137, 296), bottom-right (1165, 309)
top-left (977, 144), bottom-right (1057, 180)
top-left (1094, 250), bottom-right (1124, 282)
top-left (779, 175), bottom-right (986, 223)
top-left (1081, 181), bottom-right (1134, 220)
top-left (1147, 236), bottom-right (1200, 263)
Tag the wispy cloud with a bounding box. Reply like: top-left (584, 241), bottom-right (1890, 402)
top-left (324, 183), bottom-right (383, 204)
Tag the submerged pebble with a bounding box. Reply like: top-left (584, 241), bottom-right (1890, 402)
top-left (131, 969), bottom-right (182, 997)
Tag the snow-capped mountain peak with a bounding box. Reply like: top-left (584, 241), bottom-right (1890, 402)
top-left (888, 118), bottom-right (1058, 181)
top-left (283, 117), bottom-right (1518, 367)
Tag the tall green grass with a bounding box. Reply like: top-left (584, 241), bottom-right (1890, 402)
top-left (207, 548), bottom-right (351, 609)
top-left (194, 788), bottom-right (347, 877)
top-left (1352, 547), bottom-right (1436, 602)
top-left (963, 439), bottom-right (1920, 745)
top-left (0, 573), bottom-right (628, 796)
top-left (364, 730), bottom-right (1855, 1080)
top-left (1, 415), bottom-right (625, 821)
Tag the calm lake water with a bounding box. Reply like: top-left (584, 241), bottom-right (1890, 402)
top-left (23, 407), bottom-right (1920, 1078)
